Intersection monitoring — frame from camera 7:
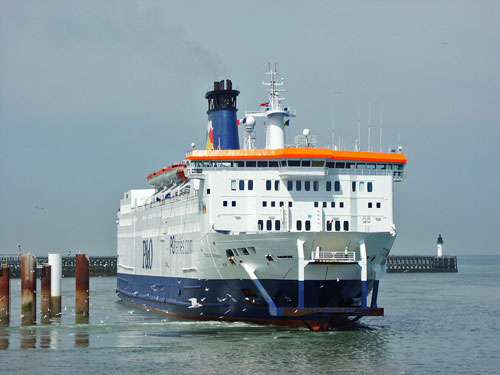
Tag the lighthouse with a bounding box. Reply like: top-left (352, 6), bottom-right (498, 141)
top-left (437, 234), bottom-right (444, 257)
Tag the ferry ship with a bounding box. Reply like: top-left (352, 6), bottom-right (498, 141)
top-left (116, 67), bottom-right (407, 330)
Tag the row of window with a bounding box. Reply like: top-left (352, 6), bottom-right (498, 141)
top-left (224, 199), bottom-right (379, 209)
top-left (230, 179), bottom-right (375, 194)
top-left (326, 220), bottom-right (350, 231)
top-left (352, 181), bottom-right (373, 192)
top-left (231, 180), bottom-right (254, 191)
top-left (225, 247), bottom-right (256, 258)
top-left (257, 219), bottom-right (350, 232)
top-left (191, 160), bottom-right (404, 170)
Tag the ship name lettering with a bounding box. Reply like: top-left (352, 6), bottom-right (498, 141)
top-left (169, 236), bottom-right (193, 255)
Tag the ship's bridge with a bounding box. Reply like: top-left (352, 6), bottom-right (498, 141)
top-left (186, 148), bottom-right (407, 181)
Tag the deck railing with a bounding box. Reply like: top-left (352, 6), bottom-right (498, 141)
top-left (313, 250), bottom-right (356, 263)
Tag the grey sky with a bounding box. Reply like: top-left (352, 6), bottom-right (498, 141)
top-left (1, 0), bottom-right (499, 256)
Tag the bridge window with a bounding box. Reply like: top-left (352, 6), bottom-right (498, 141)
top-left (368, 182), bottom-right (373, 192)
top-left (288, 160), bottom-right (300, 167)
top-left (344, 221), bottom-right (349, 231)
top-left (305, 221), bottom-right (311, 231)
top-left (305, 181), bottom-right (311, 191)
top-left (346, 162), bottom-right (355, 169)
top-left (326, 162), bottom-right (335, 168)
top-left (334, 181), bottom-right (341, 192)
top-left (296, 181), bottom-right (302, 191)
top-left (313, 181), bottom-right (319, 191)
top-left (266, 220), bottom-right (272, 230)
top-left (367, 163), bottom-right (376, 169)
top-left (302, 160), bottom-right (311, 167)
top-left (246, 161), bottom-right (256, 167)
top-left (275, 180), bottom-right (280, 190)
top-left (357, 163), bottom-right (366, 169)
top-left (248, 180), bottom-right (254, 190)
top-left (312, 160), bottom-right (324, 167)
top-left (235, 161), bottom-right (244, 168)
top-left (287, 181), bottom-right (293, 191)
top-left (269, 161), bottom-right (279, 167)
top-left (258, 220), bottom-right (263, 230)
top-left (266, 180), bottom-right (272, 190)
top-left (336, 162), bottom-right (345, 168)
top-left (296, 220), bottom-right (302, 231)
top-left (326, 181), bottom-right (332, 191)
top-left (258, 161), bottom-right (268, 167)
top-left (239, 180), bottom-right (245, 190)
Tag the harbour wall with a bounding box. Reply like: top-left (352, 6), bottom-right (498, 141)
top-left (1, 254), bottom-right (457, 276)
top-left (0, 255), bottom-right (116, 278)
top-left (386, 255), bottom-right (458, 273)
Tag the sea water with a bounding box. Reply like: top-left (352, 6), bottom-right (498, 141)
top-left (0, 255), bottom-right (499, 374)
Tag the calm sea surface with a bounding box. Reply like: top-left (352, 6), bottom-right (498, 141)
top-left (1, 255), bottom-right (499, 374)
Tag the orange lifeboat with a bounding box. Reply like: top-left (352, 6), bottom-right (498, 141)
top-left (147, 163), bottom-right (187, 189)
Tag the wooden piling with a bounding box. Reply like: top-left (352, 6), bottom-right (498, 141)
top-left (75, 254), bottom-right (89, 319)
top-left (41, 264), bottom-right (51, 323)
top-left (21, 254), bottom-right (36, 326)
top-left (0, 264), bottom-right (10, 326)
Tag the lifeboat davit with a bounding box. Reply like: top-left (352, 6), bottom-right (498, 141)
top-left (147, 163), bottom-right (187, 189)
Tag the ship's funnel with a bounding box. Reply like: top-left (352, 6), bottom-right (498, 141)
top-left (205, 79), bottom-right (240, 150)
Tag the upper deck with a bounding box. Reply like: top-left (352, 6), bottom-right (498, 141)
top-left (186, 148), bottom-right (407, 164)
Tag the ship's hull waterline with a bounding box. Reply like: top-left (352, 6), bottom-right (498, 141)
top-left (116, 231), bottom-right (394, 329)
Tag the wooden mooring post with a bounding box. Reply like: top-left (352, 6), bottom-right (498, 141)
top-left (75, 254), bottom-right (89, 323)
top-left (0, 264), bottom-right (9, 326)
top-left (40, 264), bottom-right (51, 323)
top-left (21, 253), bottom-right (37, 326)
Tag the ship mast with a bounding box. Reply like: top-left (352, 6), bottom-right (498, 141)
top-left (244, 64), bottom-right (295, 150)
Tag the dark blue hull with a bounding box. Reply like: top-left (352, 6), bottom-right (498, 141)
top-left (117, 273), bottom-right (376, 327)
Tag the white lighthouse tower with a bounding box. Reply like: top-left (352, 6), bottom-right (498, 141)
top-left (437, 234), bottom-right (444, 257)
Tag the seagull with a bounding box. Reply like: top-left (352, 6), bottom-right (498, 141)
top-left (188, 298), bottom-right (203, 308)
